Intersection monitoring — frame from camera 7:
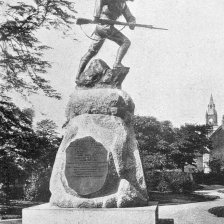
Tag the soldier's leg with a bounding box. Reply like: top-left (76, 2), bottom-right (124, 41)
top-left (107, 27), bottom-right (131, 68)
top-left (76, 35), bottom-right (105, 81)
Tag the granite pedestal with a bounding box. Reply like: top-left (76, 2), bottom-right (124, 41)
top-left (22, 203), bottom-right (158, 224)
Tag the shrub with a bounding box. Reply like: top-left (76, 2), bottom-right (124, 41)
top-left (193, 172), bottom-right (224, 185)
top-left (210, 157), bottom-right (224, 174)
top-left (0, 183), bottom-right (7, 203)
top-left (146, 170), bottom-right (195, 193)
top-left (193, 156), bottom-right (224, 185)
top-left (165, 171), bottom-right (195, 193)
top-left (156, 178), bottom-right (170, 192)
top-left (208, 206), bottom-right (224, 217)
top-left (24, 168), bottom-right (52, 202)
top-left (145, 170), bottom-right (161, 191)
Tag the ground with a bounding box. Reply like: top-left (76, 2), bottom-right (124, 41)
top-left (0, 201), bottom-right (42, 220)
top-left (0, 185), bottom-right (224, 223)
top-left (159, 185), bottom-right (224, 224)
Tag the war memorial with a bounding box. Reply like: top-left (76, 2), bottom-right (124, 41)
top-left (23, 0), bottom-right (165, 223)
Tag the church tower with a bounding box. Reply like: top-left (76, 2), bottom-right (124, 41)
top-left (206, 94), bottom-right (218, 128)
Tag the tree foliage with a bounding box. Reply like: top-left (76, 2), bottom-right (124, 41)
top-left (0, 96), bottom-right (61, 200)
top-left (22, 107), bottom-right (35, 123)
top-left (23, 119), bottom-right (61, 201)
top-left (0, 1), bottom-right (76, 201)
top-left (35, 119), bottom-right (61, 168)
top-left (133, 116), bottom-right (212, 171)
top-left (0, 98), bottom-right (37, 200)
top-left (171, 124), bottom-right (212, 171)
top-left (0, 0), bottom-right (77, 98)
top-left (0, 99), bottom-right (36, 168)
top-left (133, 116), bottom-right (176, 170)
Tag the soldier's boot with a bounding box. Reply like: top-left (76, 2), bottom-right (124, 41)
top-left (113, 38), bottom-right (131, 69)
top-left (76, 50), bottom-right (97, 82)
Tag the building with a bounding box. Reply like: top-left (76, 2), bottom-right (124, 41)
top-left (195, 94), bottom-right (219, 173)
top-left (205, 95), bottom-right (224, 171)
top-left (192, 94), bottom-right (218, 173)
top-left (186, 95), bottom-right (223, 174)
top-left (205, 94), bottom-right (218, 132)
top-left (195, 149), bottom-right (210, 173)
top-left (210, 117), bottom-right (224, 160)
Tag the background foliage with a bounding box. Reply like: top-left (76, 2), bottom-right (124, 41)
top-left (0, 100), bottom-right (61, 202)
top-left (0, 0), bottom-right (77, 98)
top-left (0, 0), bottom-right (75, 202)
top-left (133, 115), bottom-right (212, 193)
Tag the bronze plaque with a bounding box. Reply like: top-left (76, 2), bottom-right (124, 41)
top-left (65, 136), bottom-right (108, 195)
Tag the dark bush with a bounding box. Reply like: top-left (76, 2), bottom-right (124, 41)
top-left (192, 171), bottom-right (204, 184)
top-left (156, 179), bottom-right (170, 192)
top-left (145, 170), bottom-right (163, 191)
top-left (24, 168), bottom-right (52, 202)
top-left (0, 183), bottom-right (7, 203)
top-left (210, 157), bottom-right (224, 174)
top-left (208, 206), bottom-right (224, 217)
top-left (146, 170), bottom-right (195, 193)
top-left (193, 172), bottom-right (224, 185)
top-left (165, 171), bottom-right (195, 193)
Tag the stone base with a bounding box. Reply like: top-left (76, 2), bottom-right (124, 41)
top-left (22, 203), bottom-right (158, 224)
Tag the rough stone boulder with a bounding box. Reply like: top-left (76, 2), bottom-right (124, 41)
top-left (65, 88), bottom-right (135, 123)
top-left (50, 114), bottom-right (148, 208)
top-left (76, 59), bottom-right (129, 89)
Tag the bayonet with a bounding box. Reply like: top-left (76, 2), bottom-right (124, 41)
top-left (76, 18), bottom-right (168, 31)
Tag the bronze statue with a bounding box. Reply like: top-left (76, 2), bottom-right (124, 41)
top-left (76, 0), bottom-right (136, 83)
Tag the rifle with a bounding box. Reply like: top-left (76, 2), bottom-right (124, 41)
top-left (76, 18), bottom-right (168, 31)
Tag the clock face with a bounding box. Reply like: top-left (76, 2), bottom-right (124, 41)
top-left (209, 118), bottom-right (214, 124)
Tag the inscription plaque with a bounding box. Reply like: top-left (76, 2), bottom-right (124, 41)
top-left (65, 136), bottom-right (108, 195)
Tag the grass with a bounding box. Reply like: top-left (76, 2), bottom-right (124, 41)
top-left (0, 200), bottom-right (42, 220)
top-left (199, 184), bottom-right (224, 190)
top-left (208, 206), bottom-right (224, 217)
top-left (149, 191), bottom-right (220, 205)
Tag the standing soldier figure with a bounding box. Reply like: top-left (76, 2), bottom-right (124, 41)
top-left (76, 0), bottom-right (136, 83)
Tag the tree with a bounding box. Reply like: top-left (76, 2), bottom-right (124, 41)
top-left (160, 120), bottom-right (175, 144)
top-left (132, 115), bottom-right (161, 153)
top-left (24, 119), bottom-right (61, 201)
top-left (0, 1), bottom-right (76, 200)
top-left (36, 119), bottom-right (58, 138)
top-left (0, 98), bottom-right (38, 201)
top-left (132, 116), bottom-right (176, 170)
top-left (22, 107), bottom-right (35, 123)
top-left (0, 0), bottom-right (77, 98)
top-left (171, 124), bottom-right (212, 171)
top-left (35, 119), bottom-right (61, 168)
top-left (133, 116), bottom-right (212, 172)
top-left (0, 97), bottom-right (61, 201)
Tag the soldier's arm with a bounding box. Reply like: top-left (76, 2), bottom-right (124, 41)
top-left (123, 3), bottom-right (136, 22)
top-left (94, 0), bottom-right (103, 20)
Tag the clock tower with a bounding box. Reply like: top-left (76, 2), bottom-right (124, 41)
top-left (206, 94), bottom-right (218, 129)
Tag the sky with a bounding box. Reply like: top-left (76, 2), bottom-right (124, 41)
top-left (13, 0), bottom-right (224, 129)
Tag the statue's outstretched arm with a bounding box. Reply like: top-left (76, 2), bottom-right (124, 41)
top-left (122, 3), bottom-right (136, 30)
top-left (94, 0), bottom-right (103, 19)
top-left (122, 3), bottom-right (135, 23)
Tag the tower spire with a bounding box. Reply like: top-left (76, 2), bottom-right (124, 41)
top-left (206, 93), bottom-right (218, 127)
top-left (209, 94), bottom-right (214, 105)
